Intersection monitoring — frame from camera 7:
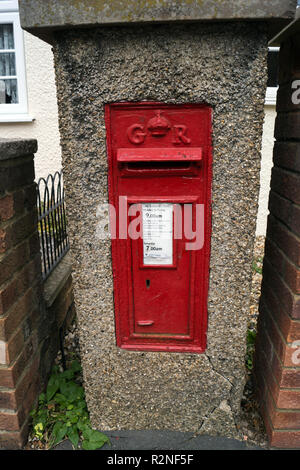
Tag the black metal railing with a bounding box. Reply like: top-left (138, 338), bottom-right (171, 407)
top-left (37, 171), bottom-right (69, 280)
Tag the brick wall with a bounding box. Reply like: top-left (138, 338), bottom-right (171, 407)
top-left (0, 138), bottom-right (75, 449)
top-left (254, 35), bottom-right (300, 449)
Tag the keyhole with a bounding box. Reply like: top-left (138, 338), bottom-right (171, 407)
top-left (146, 279), bottom-right (150, 289)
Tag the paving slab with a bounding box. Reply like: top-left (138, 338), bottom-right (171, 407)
top-left (53, 430), bottom-right (261, 450)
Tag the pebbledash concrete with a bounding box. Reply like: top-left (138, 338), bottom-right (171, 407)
top-left (19, 0), bottom-right (297, 438)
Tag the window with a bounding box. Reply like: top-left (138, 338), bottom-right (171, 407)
top-left (0, 1), bottom-right (31, 121)
top-left (265, 47), bottom-right (279, 105)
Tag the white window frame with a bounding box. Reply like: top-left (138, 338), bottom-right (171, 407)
top-left (0, 1), bottom-right (19, 12)
top-left (0, 9), bottom-right (32, 121)
top-left (265, 47), bottom-right (279, 106)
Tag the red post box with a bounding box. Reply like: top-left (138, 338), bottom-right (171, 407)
top-left (105, 103), bottom-right (212, 353)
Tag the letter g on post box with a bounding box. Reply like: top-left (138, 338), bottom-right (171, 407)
top-left (105, 103), bottom-right (212, 353)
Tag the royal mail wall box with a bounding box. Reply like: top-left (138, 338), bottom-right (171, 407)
top-left (105, 103), bottom-right (212, 353)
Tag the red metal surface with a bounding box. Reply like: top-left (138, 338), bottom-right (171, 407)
top-left (105, 103), bottom-right (212, 353)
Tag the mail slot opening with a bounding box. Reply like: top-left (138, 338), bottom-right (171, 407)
top-left (124, 161), bottom-right (193, 170)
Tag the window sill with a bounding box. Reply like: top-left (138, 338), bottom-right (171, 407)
top-left (265, 87), bottom-right (278, 106)
top-left (0, 114), bottom-right (35, 123)
top-left (264, 100), bottom-right (276, 106)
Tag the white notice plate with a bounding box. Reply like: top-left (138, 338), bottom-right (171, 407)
top-left (142, 203), bottom-right (173, 265)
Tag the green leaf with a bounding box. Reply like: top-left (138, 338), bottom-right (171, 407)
top-left (77, 418), bottom-right (89, 432)
top-left (71, 360), bottom-right (82, 373)
top-left (82, 432), bottom-right (109, 450)
top-left (51, 421), bottom-right (68, 447)
top-left (60, 381), bottom-right (84, 403)
top-left (46, 375), bottom-right (60, 401)
top-left (81, 427), bottom-right (109, 450)
top-left (247, 329), bottom-right (256, 345)
top-left (38, 393), bottom-right (46, 404)
top-left (53, 392), bottom-right (68, 407)
top-left (61, 369), bottom-right (75, 380)
top-left (68, 426), bottom-right (79, 448)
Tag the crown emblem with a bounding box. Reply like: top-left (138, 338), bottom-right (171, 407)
top-left (147, 110), bottom-right (171, 137)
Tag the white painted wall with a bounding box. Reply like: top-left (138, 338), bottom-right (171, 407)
top-left (0, 30), bottom-right (61, 180)
top-left (256, 105), bottom-right (276, 236)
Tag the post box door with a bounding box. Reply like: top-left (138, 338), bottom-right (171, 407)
top-left (131, 202), bottom-right (193, 336)
top-left (105, 103), bottom-right (212, 353)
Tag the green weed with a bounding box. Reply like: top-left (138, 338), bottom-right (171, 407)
top-left (30, 360), bottom-right (109, 450)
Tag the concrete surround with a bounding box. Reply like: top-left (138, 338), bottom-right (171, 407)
top-left (49, 22), bottom-right (267, 436)
top-left (19, 0), bottom-right (296, 30)
top-left (18, 0), bottom-right (297, 439)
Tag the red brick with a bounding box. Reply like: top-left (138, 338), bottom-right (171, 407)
top-left (0, 429), bottom-right (25, 449)
top-left (0, 410), bottom-right (20, 432)
top-left (5, 328), bottom-right (25, 366)
top-left (275, 112), bottom-right (300, 142)
top-left (271, 167), bottom-right (300, 205)
top-left (277, 37), bottom-right (300, 87)
top-left (270, 430), bottom-right (300, 448)
top-left (0, 210), bottom-right (37, 254)
top-left (0, 389), bottom-right (17, 410)
top-left (24, 308), bottom-right (40, 339)
top-left (18, 372), bottom-right (40, 424)
top-left (261, 284), bottom-right (300, 338)
top-left (268, 190), bottom-right (292, 229)
top-left (280, 367), bottom-right (300, 389)
top-left (23, 184), bottom-right (37, 212)
top-left (0, 195), bottom-right (14, 222)
top-left (259, 399), bottom-right (274, 444)
top-left (272, 411), bottom-right (300, 430)
top-left (51, 279), bottom-right (74, 327)
top-left (254, 342), bottom-right (279, 402)
top-left (0, 258), bottom-right (40, 316)
top-left (267, 215), bottom-right (300, 266)
top-left (277, 81), bottom-right (300, 113)
top-left (258, 303), bottom-right (300, 367)
top-left (273, 142), bottom-right (300, 173)
top-left (290, 204), bottom-right (300, 238)
top-left (10, 336), bottom-right (39, 385)
top-left (0, 366), bottom-right (14, 388)
top-left (0, 288), bottom-right (36, 341)
top-left (14, 351), bottom-right (40, 408)
top-left (278, 39), bottom-right (292, 86)
top-left (0, 278), bottom-right (18, 316)
top-left (28, 232), bottom-right (40, 258)
top-left (264, 237), bottom-right (286, 278)
top-left (0, 158), bottom-right (35, 196)
top-left (284, 259), bottom-right (300, 294)
top-left (277, 390), bottom-right (300, 409)
top-left (0, 189), bottom-right (35, 223)
top-left (262, 257), bottom-right (300, 320)
top-left (0, 240), bottom-right (30, 286)
top-left (0, 339), bottom-right (40, 389)
top-left (264, 386), bottom-right (300, 430)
